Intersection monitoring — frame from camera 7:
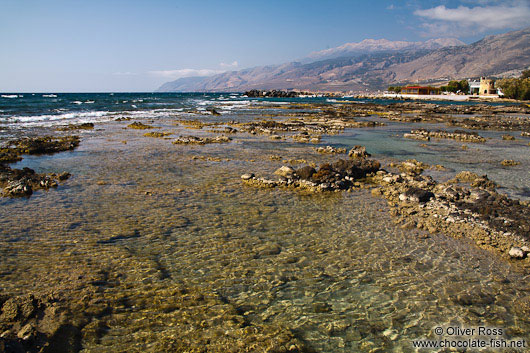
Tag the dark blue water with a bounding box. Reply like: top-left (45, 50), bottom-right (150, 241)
top-left (0, 92), bottom-right (518, 131)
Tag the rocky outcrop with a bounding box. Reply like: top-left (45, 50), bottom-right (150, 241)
top-left (0, 165), bottom-right (70, 198)
top-left (242, 158), bottom-right (380, 192)
top-left (501, 159), bottom-right (520, 166)
top-left (403, 129), bottom-right (485, 142)
top-left (127, 122), bottom-right (154, 130)
top-left (315, 146), bottom-right (346, 154)
top-left (245, 90), bottom-right (306, 98)
top-left (56, 123), bottom-right (94, 131)
top-left (371, 164), bottom-right (530, 259)
top-left (143, 132), bottom-right (172, 138)
top-left (3, 136), bottom-right (80, 156)
top-left (0, 136), bottom-right (78, 198)
top-left (172, 135), bottom-right (232, 145)
top-left (241, 146), bottom-right (530, 261)
top-left (348, 145), bottom-right (370, 158)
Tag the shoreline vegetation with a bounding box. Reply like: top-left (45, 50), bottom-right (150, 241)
top-left (1, 93), bottom-right (530, 352)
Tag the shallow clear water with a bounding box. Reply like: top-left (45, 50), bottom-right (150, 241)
top-left (1, 95), bottom-right (529, 352)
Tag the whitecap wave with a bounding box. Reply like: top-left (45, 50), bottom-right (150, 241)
top-left (6, 111), bottom-right (112, 128)
top-left (1, 95), bottom-right (19, 98)
top-left (43, 94), bottom-right (57, 98)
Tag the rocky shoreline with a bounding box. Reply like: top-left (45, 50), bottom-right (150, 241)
top-left (0, 136), bottom-right (78, 198)
top-left (245, 90), bottom-right (340, 98)
top-left (241, 149), bottom-right (530, 263)
top-left (1, 97), bottom-right (529, 352)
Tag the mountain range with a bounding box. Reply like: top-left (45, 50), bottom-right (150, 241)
top-left (157, 27), bottom-right (530, 92)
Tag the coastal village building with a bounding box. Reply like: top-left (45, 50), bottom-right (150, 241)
top-left (479, 77), bottom-right (497, 95)
top-left (401, 86), bottom-right (440, 95)
top-left (469, 80), bottom-right (481, 94)
top-left (468, 77), bottom-right (499, 95)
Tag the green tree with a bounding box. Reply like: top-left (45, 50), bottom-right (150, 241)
top-left (387, 86), bottom-right (401, 93)
top-left (446, 81), bottom-right (458, 93)
top-left (497, 78), bottom-right (530, 100)
top-left (459, 80), bottom-right (470, 94)
top-left (445, 80), bottom-right (469, 94)
top-left (521, 69), bottom-right (530, 79)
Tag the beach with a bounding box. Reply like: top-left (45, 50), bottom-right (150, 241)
top-left (1, 93), bottom-right (530, 352)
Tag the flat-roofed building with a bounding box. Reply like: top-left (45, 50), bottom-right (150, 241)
top-left (469, 77), bottom-right (498, 95)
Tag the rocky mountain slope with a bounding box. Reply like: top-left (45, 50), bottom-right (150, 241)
top-left (303, 38), bottom-right (464, 63)
top-left (158, 27), bottom-right (530, 92)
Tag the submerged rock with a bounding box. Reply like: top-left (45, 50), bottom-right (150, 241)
top-left (143, 131), bottom-right (172, 138)
top-left (56, 123), bottom-right (94, 131)
top-left (127, 122), bottom-right (154, 129)
top-left (501, 159), bottom-right (520, 167)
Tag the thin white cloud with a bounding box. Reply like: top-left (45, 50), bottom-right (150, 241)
top-left (148, 69), bottom-right (225, 79)
top-left (414, 2), bottom-right (530, 36)
top-left (220, 61), bottom-right (239, 69)
top-left (149, 61), bottom-right (240, 80)
top-left (386, 4), bottom-right (395, 10)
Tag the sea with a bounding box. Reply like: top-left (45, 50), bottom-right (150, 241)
top-left (0, 92), bottom-right (529, 352)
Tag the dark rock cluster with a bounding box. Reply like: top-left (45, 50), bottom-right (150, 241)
top-left (0, 294), bottom-right (82, 353)
top-left (4, 136), bottom-right (79, 156)
top-left (56, 123), bottom-right (94, 131)
top-left (243, 157), bottom-right (380, 192)
top-left (0, 136), bottom-right (78, 198)
top-left (245, 90), bottom-right (304, 98)
top-left (0, 165), bottom-right (70, 197)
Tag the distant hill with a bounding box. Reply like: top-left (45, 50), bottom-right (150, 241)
top-left (157, 27), bottom-right (530, 92)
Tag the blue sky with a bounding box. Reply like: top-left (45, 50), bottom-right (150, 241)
top-left (1, 0), bottom-right (529, 92)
